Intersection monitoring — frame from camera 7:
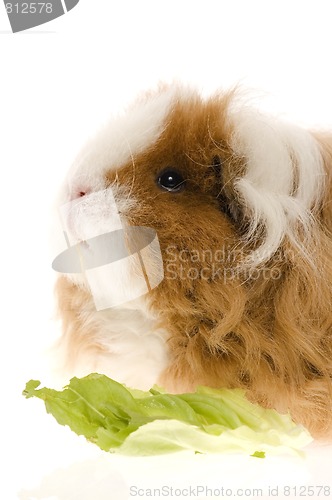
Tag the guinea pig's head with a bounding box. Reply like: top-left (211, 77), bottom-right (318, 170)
top-left (58, 84), bottom-right (327, 314)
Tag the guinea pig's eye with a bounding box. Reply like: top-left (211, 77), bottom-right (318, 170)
top-left (157, 169), bottom-right (186, 192)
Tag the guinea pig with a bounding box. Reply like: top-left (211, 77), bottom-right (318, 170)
top-left (55, 84), bottom-right (332, 438)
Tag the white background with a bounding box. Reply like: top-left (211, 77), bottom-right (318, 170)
top-left (1, 1), bottom-right (332, 499)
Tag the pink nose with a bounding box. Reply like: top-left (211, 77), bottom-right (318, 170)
top-left (71, 187), bottom-right (91, 201)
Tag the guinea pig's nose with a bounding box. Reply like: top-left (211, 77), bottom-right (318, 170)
top-left (71, 187), bottom-right (91, 200)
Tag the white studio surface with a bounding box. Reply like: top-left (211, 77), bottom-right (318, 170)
top-left (1, 1), bottom-right (332, 499)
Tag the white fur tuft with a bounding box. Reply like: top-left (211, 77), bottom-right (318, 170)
top-left (229, 106), bottom-right (325, 265)
top-left (57, 296), bottom-right (170, 390)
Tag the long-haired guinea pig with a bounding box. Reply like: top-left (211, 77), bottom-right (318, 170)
top-left (55, 85), bottom-right (332, 438)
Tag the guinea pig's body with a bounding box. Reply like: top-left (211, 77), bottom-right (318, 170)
top-left (56, 85), bottom-right (332, 438)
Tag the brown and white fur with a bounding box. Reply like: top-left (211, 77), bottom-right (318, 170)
top-left (55, 85), bottom-right (332, 438)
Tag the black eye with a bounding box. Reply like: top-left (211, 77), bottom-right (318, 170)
top-left (157, 169), bottom-right (185, 192)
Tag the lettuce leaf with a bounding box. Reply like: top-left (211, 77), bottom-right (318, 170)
top-left (23, 374), bottom-right (312, 456)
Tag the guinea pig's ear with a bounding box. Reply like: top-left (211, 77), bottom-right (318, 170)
top-left (227, 106), bottom-right (326, 267)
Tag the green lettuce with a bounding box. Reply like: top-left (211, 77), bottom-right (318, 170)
top-left (23, 374), bottom-right (312, 457)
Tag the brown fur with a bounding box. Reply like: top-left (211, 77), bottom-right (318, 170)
top-left (56, 92), bottom-right (332, 438)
